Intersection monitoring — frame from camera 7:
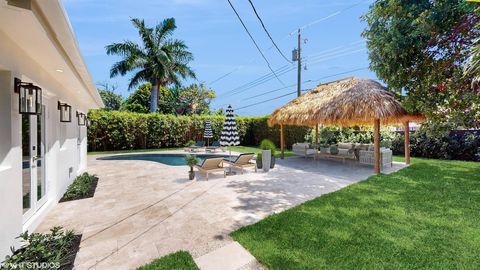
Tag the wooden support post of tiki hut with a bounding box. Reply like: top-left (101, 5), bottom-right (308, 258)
top-left (315, 124), bottom-right (318, 145)
top-left (373, 118), bottom-right (380, 174)
top-left (280, 124), bottom-right (284, 159)
top-left (404, 121), bottom-right (410, 165)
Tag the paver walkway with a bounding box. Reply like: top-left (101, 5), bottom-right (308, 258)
top-left (36, 151), bottom-right (405, 269)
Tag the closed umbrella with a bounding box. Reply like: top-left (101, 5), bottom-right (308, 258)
top-left (220, 105), bottom-right (240, 163)
top-left (204, 119), bottom-right (213, 146)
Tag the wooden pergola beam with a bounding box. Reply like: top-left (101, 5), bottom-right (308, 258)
top-left (373, 118), bottom-right (380, 174)
top-left (404, 121), bottom-right (410, 165)
top-left (280, 124), bottom-right (284, 159)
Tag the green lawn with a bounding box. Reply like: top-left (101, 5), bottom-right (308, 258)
top-left (232, 158), bottom-right (480, 269)
top-left (229, 146), bottom-right (294, 158)
top-left (137, 251), bottom-right (198, 270)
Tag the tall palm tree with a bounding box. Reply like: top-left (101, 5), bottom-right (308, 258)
top-left (106, 18), bottom-right (196, 112)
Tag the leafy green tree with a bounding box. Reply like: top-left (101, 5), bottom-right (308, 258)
top-left (106, 18), bottom-right (196, 113)
top-left (123, 83), bottom-right (151, 113)
top-left (97, 83), bottom-right (123, 110)
top-left (464, 14), bottom-right (480, 86)
top-left (362, 0), bottom-right (480, 128)
top-left (174, 83), bottom-right (216, 115)
top-left (124, 83), bottom-right (176, 114)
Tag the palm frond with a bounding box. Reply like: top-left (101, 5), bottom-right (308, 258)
top-left (131, 18), bottom-right (157, 57)
top-left (128, 69), bottom-right (151, 90)
top-left (154, 18), bottom-right (177, 44)
top-left (105, 41), bottom-right (144, 57)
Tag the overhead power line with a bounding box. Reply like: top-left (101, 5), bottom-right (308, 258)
top-left (226, 66), bottom-right (295, 97)
top-left (236, 67), bottom-right (369, 109)
top-left (210, 0), bottom-right (371, 86)
top-left (226, 0), bottom-right (284, 86)
top-left (218, 65), bottom-right (292, 97)
top-left (235, 91), bottom-right (297, 111)
top-left (218, 45), bottom-right (367, 99)
top-left (289, 0), bottom-right (371, 35)
top-left (247, 0), bottom-right (291, 63)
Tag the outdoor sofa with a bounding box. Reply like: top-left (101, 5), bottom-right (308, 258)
top-left (292, 143), bottom-right (317, 158)
top-left (358, 147), bottom-right (393, 168)
top-left (195, 157), bottom-right (225, 180)
top-left (316, 142), bottom-right (356, 161)
top-left (294, 142), bottom-right (393, 168)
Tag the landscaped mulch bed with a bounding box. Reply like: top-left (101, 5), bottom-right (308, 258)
top-left (59, 175), bottom-right (99, 203)
top-left (2, 228), bottom-right (82, 270)
top-left (60, 234), bottom-right (82, 270)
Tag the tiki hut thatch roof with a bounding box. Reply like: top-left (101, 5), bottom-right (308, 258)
top-left (268, 77), bottom-right (423, 127)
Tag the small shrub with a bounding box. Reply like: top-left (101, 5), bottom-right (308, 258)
top-left (184, 154), bottom-right (198, 171)
top-left (61, 173), bottom-right (97, 202)
top-left (2, 227), bottom-right (80, 270)
top-left (185, 140), bottom-right (196, 147)
top-left (259, 139), bottom-right (276, 156)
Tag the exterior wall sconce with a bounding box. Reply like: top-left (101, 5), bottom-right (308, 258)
top-left (14, 78), bottom-right (42, 115)
top-left (76, 111), bottom-right (87, 126)
top-left (58, 101), bottom-right (72, 122)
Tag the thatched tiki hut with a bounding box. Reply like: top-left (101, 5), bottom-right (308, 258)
top-left (268, 77), bottom-right (423, 174)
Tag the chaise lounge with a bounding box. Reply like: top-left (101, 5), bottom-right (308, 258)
top-left (223, 153), bottom-right (257, 174)
top-left (195, 157), bottom-right (225, 180)
top-left (206, 141), bottom-right (223, 153)
top-left (184, 141), bottom-right (206, 152)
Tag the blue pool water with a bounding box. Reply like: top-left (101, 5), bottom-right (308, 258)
top-left (98, 153), bottom-right (235, 166)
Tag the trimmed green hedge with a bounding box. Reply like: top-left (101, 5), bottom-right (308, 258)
top-left (87, 110), bottom-right (309, 152)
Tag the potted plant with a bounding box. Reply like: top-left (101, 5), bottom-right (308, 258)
top-left (259, 139), bottom-right (276, 172)
top-left (184, 154), bottom-right (198, 180)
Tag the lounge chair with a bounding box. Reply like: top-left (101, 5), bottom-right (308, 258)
top-left (223, 153), bottom-right (257, 174)
top-left (206, 141), bottom-right (223, 152)
top-left (195, 157), bottom-right (225, 180)
top-left (184, 141), bottom-right (205, 152)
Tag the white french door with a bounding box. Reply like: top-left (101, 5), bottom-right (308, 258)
top-left (22, 106), bottom-right (47, 222)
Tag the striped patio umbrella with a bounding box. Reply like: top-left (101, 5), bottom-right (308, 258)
top-left (204, 119), bottom-right (213, 146)
top-left (220, 105), bottom-right (240, 162)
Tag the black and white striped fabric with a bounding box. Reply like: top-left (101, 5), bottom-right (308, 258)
top-left (220, 105), bottom-right (240, 146)
top-left (204, 119), bottom-right (213, 138)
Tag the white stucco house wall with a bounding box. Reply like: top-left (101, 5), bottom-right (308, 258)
top-left (0, 0), bottom-right (103, 261)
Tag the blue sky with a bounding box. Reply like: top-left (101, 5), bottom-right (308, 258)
top-left (63, 0), bottom-right (377, 116)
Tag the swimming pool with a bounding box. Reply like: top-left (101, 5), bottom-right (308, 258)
top-left (98, 153), bottom-right (235, 166)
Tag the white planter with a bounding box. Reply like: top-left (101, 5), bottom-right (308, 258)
top-left (262, 150), bottom-right (271, 172)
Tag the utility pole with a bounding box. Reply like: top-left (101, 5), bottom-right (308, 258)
top-left (297, 29), bottom-right (302, 97)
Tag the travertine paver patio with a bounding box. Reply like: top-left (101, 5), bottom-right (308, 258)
top-left (36, 150), bottom-right (406, 270)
